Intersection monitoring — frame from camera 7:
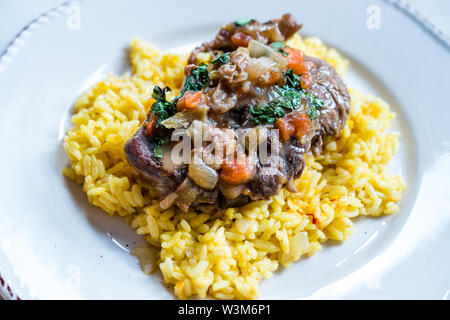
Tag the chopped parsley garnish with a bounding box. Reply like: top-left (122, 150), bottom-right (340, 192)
top-left (305, 92), bottom-right (324, 120)
top-left (149, 86), bottom-right (176, 158)
top-left (249, 69), bottom-right (325, 124)
top-left (284, 68), bottom-right (301, 90)
top-left (150, 86), bottom-right (176, 126)
top-left (210, 53), bottom-right (230, 66)
top-left (153, 145), bottom-right (163, 158)
top-left (271, 41), bottom-right (288, 56)
top-left (179, 64), bottom-right (210, 97)
top-left (150, 65), bottom-right (210, 157)
top-left (278, 48), bottom-right (288, 56)
top-left (277, 85), bottom-right (302, 109)
top-left (250, 103), bottom-right (287, 124)
top-left (152, 134), bottom-right (167, 158)
top-left (234, 18), bottom-right (253, 27)
top-left (284, 69), bottom-right (324, 119)
top-left (270, 41), bottom-right (285, 49)
top-left (250, 86), bottom-right (300, 124)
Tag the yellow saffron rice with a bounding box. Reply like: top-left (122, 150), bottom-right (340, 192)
top-left (63, 34), bottom-right (405, 299)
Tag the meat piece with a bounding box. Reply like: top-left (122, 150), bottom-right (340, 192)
top-left (305, 56), bottom-right (351, 149)
top-left (209, 82), bottom-right (237, 114)
top-left (278, 13), bottom-right (303, 39)
top-left (124, 126), bottom-right (187, 197)
top-left (285, 142), bottom-right (306, 179)
top-left (217, 48), bottom-right (250, 89)
top-left (247, 158), bottom-right (287, 199)
top-left (218, 194), bottom-right (250, 208)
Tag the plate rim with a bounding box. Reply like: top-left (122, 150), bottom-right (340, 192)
top-left (0, 0), bottom-right (448, 300)
top-left (0, 0), bottom-right (79, 300)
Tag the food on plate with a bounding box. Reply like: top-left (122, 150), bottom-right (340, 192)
top-left (124, 14), bottom-right (351, 212)
top-left (63, 14), bottom-right (405, 299)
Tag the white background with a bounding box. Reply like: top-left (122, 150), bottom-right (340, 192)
top-left (1, 0), bottom-right (450, 53)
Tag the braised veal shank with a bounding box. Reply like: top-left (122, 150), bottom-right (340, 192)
top-left (125, 14), bottom-right (350, 212)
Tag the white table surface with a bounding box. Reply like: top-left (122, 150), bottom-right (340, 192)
top-left (0, 0), bottom-right (448, 300)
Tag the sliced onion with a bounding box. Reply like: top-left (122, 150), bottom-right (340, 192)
top-left (220, 182), bottom-right (244, 199)
top-left (261, 27), bottom-right (284, 43)
top-left (188, 157), bottom-right (218, 190)
top-left (246, 56), bottom-right (278, 82)
top-left (247, 40), bottom-right (288, 69)
top-left (131, 247), bottom-right (157, 275)
top-left (176, 178), bottom-right (199, 210)
top-left (161, 105), bottom-right (209, 129)
top-left (159, 192), bottom-right (178, 210)
top-left (248, 39), bottom-right (271, 58)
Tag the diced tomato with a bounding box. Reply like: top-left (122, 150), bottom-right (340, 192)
top-left (177, 90), bottom-right (205, 111)
top-left (276, 113), bottom-right (311, 142)
top-left (145, 115), bottom-right (157, 137)
top-left (299, 73), bottom-right (312, 89)
top-left (283, 46), bottom-right (304, 75)
top-left (275, 117), bottom-right (296, 142)
top-left (267, 69), bottom-right (282, 86)
top-left (290, 113), bottom-right (311, 138)
top-left (231, 32), bottom-right (253, 47)
top-left (283, 46), bottom-right (312, 89)
top-left (220, 155), bottom-right (251, 184)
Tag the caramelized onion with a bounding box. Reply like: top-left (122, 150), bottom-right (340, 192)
top-left (176, 178), bottom-right (199, 210)
top-left (246, 57), bottom-right (278, 82)
top-left (261, 27), bottom-right (284, 43)
top-left (161, 105), bottom-right (209, 129)
top-left (188, 157), bottom-right (218, 190)
top-left (247, 40), bottom-right (288, 69)
top-left (220, 182), bottom-right (245, 199)
top-left (159, 192), bottom-right (178, 210)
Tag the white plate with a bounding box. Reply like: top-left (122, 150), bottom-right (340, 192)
top-left (0, 0), bottom-right (449, 300)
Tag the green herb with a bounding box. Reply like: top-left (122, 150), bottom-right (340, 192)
top-left (179, 64), bottom-right (210, 97)
top-left (279, 49), bottom-right (288, 56)
top-left (234, 18), bottom-right (253, 27)
top-left (271, 41), bottom-right (288, 56)
top-left (149, 64), bottom-right (211, 157)
top-left (270, 41), bottom-right (285, 49)
top-left (284, 68), bottom-right (301, 90)
top-left (250, 103), bottom-right (287, 124)
top-left (210, 53), bottom-right (230, 66)
top-left (150, 86), bottom-right (176, 126)
top-left (249, 71), bottom-right (325, 124)
top-left (249, 86), bottom-right (301, 124)
top-left (305, 92), bottom-right (324, 120)
top-left (152, 134), bottom-right (167, 158)
top-left (277, 85), bottom-right (302, 110)
top-left (153, 144), bottom-right (163, 158)
top-left (149, 87), bottom-right (174, 158)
